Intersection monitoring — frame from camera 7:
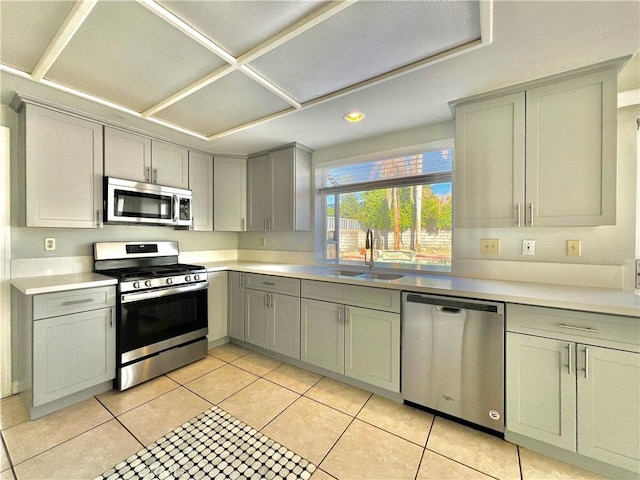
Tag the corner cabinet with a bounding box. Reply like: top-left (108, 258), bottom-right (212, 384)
top-left (214, 157), bottom-right (247, 231)
top-left (227, 272), bottom-right (246, 340)
top-left (505, 304), bottom-right (640, 475)
top-left (207, 271), bottom-right (228, 345)
top-left (189, 151), bottom-right (214, 231)
top-left (300, 280), bottom-right (400, 393)
top-left (16, 101), bottom-right (103, 228)
top-left (453, 65), bottom-right (618, 228)
top-left (247, 143), bottom-right (312, 232)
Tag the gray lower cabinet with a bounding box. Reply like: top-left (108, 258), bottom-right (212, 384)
top-left (300, 281), bottom-right (400, 393)
top-left (244, 274), bottom-right (301, 359)
top-left (207, 271), bottom-right (227, 344)
top-left (33, 308), bottom-right (115, 407)
top-left (506, 304), bottom-right (640, 474)
top-left (227, 272), bottom-right (246, 341)
top-left (15, 285), bottom-right (116, 419)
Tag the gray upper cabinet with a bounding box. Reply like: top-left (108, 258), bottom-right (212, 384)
top-left (454, 65), bottom-right (617, 228)
top-left (188, 150), bottom-right (213, 231)
top-left (214, 157), bottom-right (247, 231)
top-left (104, 127), bottom-right (189, 189)
top-left (152, 140), bottom-right (189, 189)
top-left (19, 103), bottom-right (103, 228)
top-left (247, 144), bottom-right (312, 232)
top-left (104, 127), bottom-right (151, 182)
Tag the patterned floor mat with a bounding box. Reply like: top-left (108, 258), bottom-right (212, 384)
top-left (95, 406), bottom-right (317, 480)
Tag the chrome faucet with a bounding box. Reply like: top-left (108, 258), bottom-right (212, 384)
top-left (365, 229), bottom-right (374, 271)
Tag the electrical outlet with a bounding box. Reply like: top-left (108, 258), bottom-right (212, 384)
top-left (522, 240), bottom-right (535, 256)
top-left (566, 239), bottom-right (581, 256)
top-left (44, 238), bottom-right (56, 251)
top-left (480, 238), bottom-right (500, 255)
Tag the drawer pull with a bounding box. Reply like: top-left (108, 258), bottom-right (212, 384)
top-left (61, 298), bottom-right (94, 306)
top-left (262, 282), bottom-right (275, 286)
top-left (557, 324), bottom-right (601, 334)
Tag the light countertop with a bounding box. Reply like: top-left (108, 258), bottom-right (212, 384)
top-left (11, 272), bottom-right (117, 296)
top-left (10, 262), bottom-right (639, 318)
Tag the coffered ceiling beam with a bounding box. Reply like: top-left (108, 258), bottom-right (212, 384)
top-left (136, 0), bottom-right (237, 65)
top-left (31, 0), bottom-right (98, 81)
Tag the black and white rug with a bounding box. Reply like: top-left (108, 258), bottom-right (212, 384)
top-left (95, 406), bottom-right (317, 480)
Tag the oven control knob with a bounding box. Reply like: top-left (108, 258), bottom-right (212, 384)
top-left (194, 274), bottom-right (201, 281)
top-left (144, 280), bottom-right (152, 287)
top-left (185, 275), bottom-right (192, 282)
top-left (166, 278), bottom-right (173, 285)
top-left (133, 282), bottom-right (140, 289)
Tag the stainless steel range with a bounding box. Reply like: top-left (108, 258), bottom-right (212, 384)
top-left (94, 241), bottom-right (208, 390)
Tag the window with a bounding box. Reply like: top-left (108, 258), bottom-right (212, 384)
top-left (316, 143), bottom-right (453, 271)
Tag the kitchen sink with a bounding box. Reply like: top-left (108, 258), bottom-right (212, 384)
top-left (356, 272), bottom-right (404, 281)
top-left (332, 270), bottom-right (363, 277)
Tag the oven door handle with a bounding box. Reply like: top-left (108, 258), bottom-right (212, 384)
top-left (121, 281), bottom-right (209, 304)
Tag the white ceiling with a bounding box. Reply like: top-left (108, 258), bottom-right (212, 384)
top-left (1, 0), bottom-right (639, 156)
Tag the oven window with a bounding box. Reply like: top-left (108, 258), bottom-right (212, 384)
top-left (120, 288), bottom-right (208, 355)
top-left (114, 189), bottom-right (172, 220)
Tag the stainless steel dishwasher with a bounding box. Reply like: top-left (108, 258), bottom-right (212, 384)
top-left (402, 292), bottom-right (505, 434)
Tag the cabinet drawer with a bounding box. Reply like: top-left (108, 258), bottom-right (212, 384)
top-left (245, 273), bottom-right (300, 296)
top-left (507, 304), bottom-right (639, 352)
top-left (301, 280), bottom-right (400, 313)
top-left (33, 286), bottom-right (116, 320)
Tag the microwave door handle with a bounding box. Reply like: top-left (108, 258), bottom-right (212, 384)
top-left (172, 195), bottom-right (179, 224)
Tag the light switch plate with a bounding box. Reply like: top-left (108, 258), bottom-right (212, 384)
top-left (522, 240), bottom-right (535, 256)
top-left (566, 239), bottom-right (581, 256)
top-left (480, 238), bottom-right (500, 255)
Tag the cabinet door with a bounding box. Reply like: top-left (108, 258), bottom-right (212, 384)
top-left (246, 154), bottom-right (269, 231)
top-left (301, 299), bottom-right (344, 374)
top-left (151, 140), bottom-right (189, 188)
top-left (454, 93), bottom-right (525, 228)
top-left (505, 333), bottom-right (576, 451)
top-left (270, 293), bottom-right (300, 359)
top-left (207, 271), bottom-right (228, 343)
top-left (577, 346), bottom-right (640, 472)
top-left (104, 127), bottom-right (151, 182)
top-left (245, 289), bottom-right (270, 349)
top-left (268, 148), bottom-right (294, 231)
top-left (189, 151), bottom-right (213, 231)
top-left (214, 157), bottom-right (246, 231)
top-left (345, 306), bottom-right (400, 392)
top-left (25, 104), bottom-right (103, 228)
top-left (227, 272), bottom-right (245, 341)
top-left (526, 69), bottom-right (617, 226)
top-left (33, 308), bottom-right (115, 406)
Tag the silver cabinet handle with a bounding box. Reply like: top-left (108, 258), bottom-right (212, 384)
top-left (262, 281), bottom-right (275, 286)
top-left (239, 273), bottom-right (244, 288)
top-left (567, 343), bottom-right (573, 376)
top-left (267, 217), bottom-right (272, 231)
top-left (96, 209), bottom-right (100, 227)
top-left (516, 203), bottom-right (521, 227)
top-left (264, 218), bottom-right (267, 231)
top-left (338, 305), bottom-right (343, 324)
top-left (145, 166), bottom-right (151, 182)
top-left (62, 298), bottom-right (94, 306)
top-left (558, 324), bottom-right (601, 334)
top-left (264, 293), bottom-right (268, 309)
top-left (584, 347), bottom-right (589, 379)
top-left (109, 308), bottom-right (113, 327)
top-left (344, 306), bottom-right (349, 325)
top-left (529, 202), bottom-right (534, 227)
top-left (152, 168), bottom-right (158, 183)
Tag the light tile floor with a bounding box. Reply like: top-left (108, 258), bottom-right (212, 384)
top-left (0, 343), bottom-right (606, 480)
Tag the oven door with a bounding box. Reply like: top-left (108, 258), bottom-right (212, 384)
top-left (119, 282), bottom-right (208, 364)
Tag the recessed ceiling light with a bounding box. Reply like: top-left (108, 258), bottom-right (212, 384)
top-left (343, 111), bottom-right (366, 122)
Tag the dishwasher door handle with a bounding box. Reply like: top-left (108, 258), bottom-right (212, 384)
top-left (435, 305), bottom-right (463, 314)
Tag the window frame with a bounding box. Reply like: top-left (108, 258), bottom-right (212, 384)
top-left (315, 140), bottom-right (454, 272)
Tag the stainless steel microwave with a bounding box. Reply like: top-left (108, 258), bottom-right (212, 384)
top-left (104, 177), bottom-right (192, 227)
